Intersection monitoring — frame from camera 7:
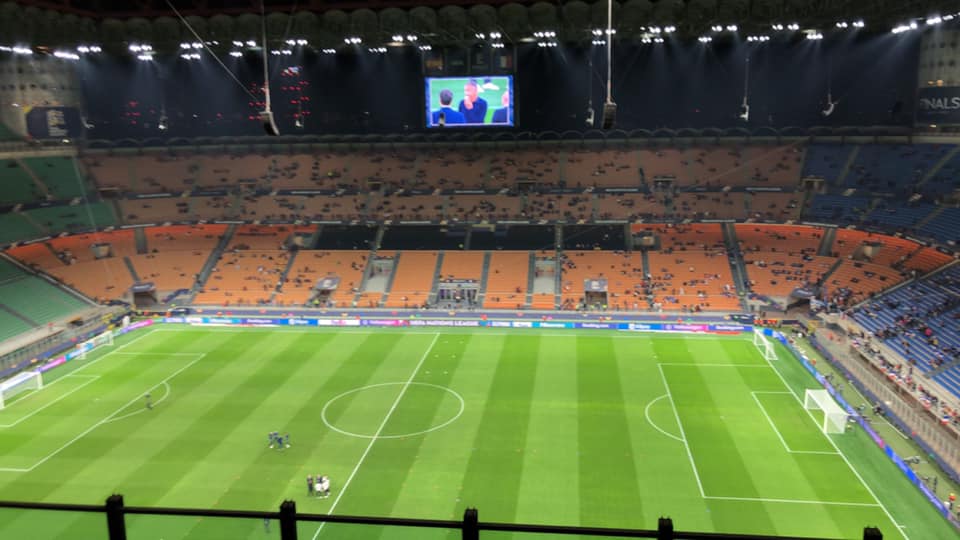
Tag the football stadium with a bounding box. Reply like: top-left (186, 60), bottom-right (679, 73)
top-left (0, 1), bottom-right (959, 539)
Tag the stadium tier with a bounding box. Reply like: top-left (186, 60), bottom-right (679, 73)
top-left (0, 257), bottom-right (91, 341)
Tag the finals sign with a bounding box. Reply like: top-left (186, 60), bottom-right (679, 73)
top-left (916, 87), bottom-right (960, 124)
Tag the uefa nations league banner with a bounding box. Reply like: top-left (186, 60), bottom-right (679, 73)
top-left (24, 106), bottom-right (83, 139)
top-left (916, 87), bottom-right (960, 124)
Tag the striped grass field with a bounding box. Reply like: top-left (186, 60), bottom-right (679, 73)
top-left (0, 326), bottom-right (953, 539)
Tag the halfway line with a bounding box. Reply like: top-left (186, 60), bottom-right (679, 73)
top-left (311, 333), bottom-right (441, 540)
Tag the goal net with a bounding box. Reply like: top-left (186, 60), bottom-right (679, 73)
top-left (77, 329), bottom-right (114, 360)
top-left (804, 389), bottom-right (847, 434)
top-left (0, 370), bottom-right (43, 409)
top-left (752, 328), bottom-right (777, 362)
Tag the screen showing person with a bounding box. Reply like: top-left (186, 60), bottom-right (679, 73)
top-left (458, 79), bottom-right (488, 124)
top-left (492, 90), bottom-right (511, 124)
top-left (431, 89), bottom-right (464, 126)
top-left (424, 76), bottom-right (513, 128)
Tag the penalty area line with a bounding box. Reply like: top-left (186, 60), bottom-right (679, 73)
top-left (0, 353), bottom-right (205, 473)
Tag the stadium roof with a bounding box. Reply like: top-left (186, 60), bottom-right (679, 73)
top-left (3, 0), bottom-right (959, 50)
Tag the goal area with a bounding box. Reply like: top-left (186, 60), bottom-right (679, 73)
top-left (752, 328), bottom-right (777, 362)
top-left (0, 370), bottom-right (42, 409)
top-left (77, 329), bottom-right (114, 359)
top-left (803, 389), bottom-right (848, 434)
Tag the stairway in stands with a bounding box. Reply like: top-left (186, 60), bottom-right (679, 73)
top-left (185, 224), bottom-right (236, 303)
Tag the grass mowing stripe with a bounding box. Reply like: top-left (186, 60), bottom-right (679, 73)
top-left (576, 336), bottom-right (645, 529)
top-left (310, 333), bottom-right (440, 540)
top-left (448, 335), bottom-right (540, 535)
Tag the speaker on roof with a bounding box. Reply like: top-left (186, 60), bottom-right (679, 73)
top-left (601, 101), bottom-right (617, 129)
top-left (260, 111), bottom-right (280, 136)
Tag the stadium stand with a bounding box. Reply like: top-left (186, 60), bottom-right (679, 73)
top-left (559, 251), bottom-right (646, 310)
top-left (736, 224), bottom-right (835, 300)
top-left (845, 144), bottom-right (954, 193)
top-left (417, 150), bottom-right (488, 189)
top-left (801, 144), bottom-right (856, 184)
top-left (0, 258), bottom-right (89, 334)
top-left (7, 231), bottom-right (138, 302)
top-left (565, 149), bottom-right (640, 188)
top-left (824, 259), bottom-right (907, 307)
top-left (382, 251), bottom-right (438, 308)
top-left (446, 194), bottom-right (523, 222)
top-left (671, 191), bottom-right (746, 220)
top-left (130, 224), bottom-right (226, 295)
top-left (278, 250), bottom-right (367, 307)
top-left (1, 159), bottom-right (46, 204)
top-left (920, 207), bottom-right (960, 245)
top-left (805, 194), bottom-right (872, 223)
top-left (865, 202), bottom-right (938, 231)
top-left (746, 192), bottom-right (802, 221)
top-left (632, 223), bottom-right (726, 251)
top-left (22, 157), bottom-right (88, 200)
top-left (489, 150), bottom-right (561, 189)
top-left (595, 192), bottom-right (663, 221)
top-left (645, 250), bottom-right (740, 311)
top-left (23, 202), bottom-right (117, 234)
top-left (0, 213), bottom-right (43, 246)
top-left (851, 265), bottom-right (960, 396)
top-left (483, 251), bottom-right (529, 309)
top-left (925, 150), bottom-right (960, 197)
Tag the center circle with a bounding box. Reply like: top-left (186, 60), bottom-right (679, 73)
top-left (321, 382), bottom-right (465, 439)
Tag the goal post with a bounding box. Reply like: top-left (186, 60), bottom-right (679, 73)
top-left (77, 329), bottom-right (114, 360)
top-left (752, 328), bottom-right (777, 362)
top-left (0, 370), bottom-right (43, 410)
top-left (804, 389), bottom-right (848, 434)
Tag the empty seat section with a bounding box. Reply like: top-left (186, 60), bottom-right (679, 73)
top-left (196, 250), bottom-right (289, 305)
top-left (121, 196), bottom-right (229, 223)
top-left (560, 251), bottom-right (645, 311)
top-left (525, 194), bottom-right (591, 221)
top-left (489, 151), bottom-right (561, 189)
top-left (671, 192), bottom-right (745, 219)
top-left (383, 251), bottom-right (438, 308)
top-left (646, 251), bottom-right (740, 311)
top-left (370, 194), bottom-right (443, 221)
top-left (739, 145), bottom-right (804, 188)
top-left (484, 252), bottom-right (529, 309)
top-left (0, 276), bottom-right (89, 325)
top-left (127, 225), bottom-right (225, 294)
top-left (418, 150), bottom-right (488, 189)
top-left (801, 144), bottom-right (855, 183)
top-left (345, 152), bottom-right (418, 189)
top-left (565, 150), bottom-right (639, 188)
top-left (24, 202), bottom-right (117, 233)
top-left (825, 260), bottom-right (906, 306)
top-left (747, 192), bottom-right (802, 221)
top-left (23, 157), bottom-right (88, 199)
top-left (279, 251), bottom-right (367, 307)
top-left (45, 257), bottom-right (135, 303)
top-left (439, 251), bottom-right (484, 281)
top-left (632, 224), bottom-right (725, 251)
top-left (0, 159), bottom-right (45, 204)
top-left (902, 247), bottom-right (953, 274)
top-left (845, 144), bottom-right (953, 191)
top-left (530, 293), bottom-right (556, 310)
top-left (595, 193), bottom-right (664, 220)
top-left (735, 224), bottom-right (822, 253)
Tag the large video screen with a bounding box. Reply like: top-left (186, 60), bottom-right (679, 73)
top-left (425, 76), bottom-right (514, 128)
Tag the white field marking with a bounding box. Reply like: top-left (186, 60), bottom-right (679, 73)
top-left (152, 326), bottom-right (748, 340)
top-left (704, 495), bottom-right (881, 507)
top-left (657, 362), bottom-right (770, 368)
top-left (311, 333), bottom-right (441, 540)
top-left (750, 392), bottom-right (839, 456)
top-left (643, 394), bottom-right (684, 442)
top-left (0, 375), bottom-right (100, 428)
top-left (0, 352), bottom-right (205, 474)
top-left (656, 364), bottom-right (705, 498)
top-left (110, 352), bottom-right (201, 356)
top-left (321, 382), bottom-right (464, 439)
top-left (757, 348), bottom-right (911, 540)
top-left (103, 381), bottom-right (171, 424)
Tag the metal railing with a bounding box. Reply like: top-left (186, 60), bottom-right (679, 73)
top-left (0, 496), bottom-right (886, 540)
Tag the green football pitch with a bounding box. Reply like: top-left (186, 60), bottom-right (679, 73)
top-left (0, 326), bottom-right (953, 540)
